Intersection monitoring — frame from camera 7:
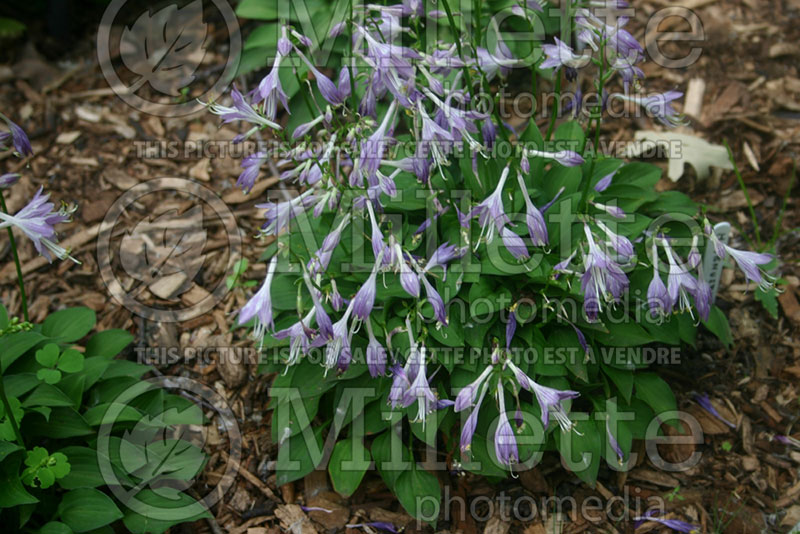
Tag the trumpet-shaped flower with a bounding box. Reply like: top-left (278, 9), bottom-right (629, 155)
top-left (0, 187), bottom-right (75, 262)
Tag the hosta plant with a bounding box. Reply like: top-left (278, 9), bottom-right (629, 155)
top-left (214, 0), bottom-right (775, 523)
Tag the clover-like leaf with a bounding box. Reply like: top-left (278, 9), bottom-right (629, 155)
top-left (119, 0), bottom-right (208, 96)
top-left (57, 349), bottom-right (84, 373)
top-left (36, 368), bottom-right (62, 385)
top-left (35, 343), bottom-right (60, 368)
top-left (21, 446), bottom-right (70, 489)
top-left (119, 206), bottom-right (208, 301)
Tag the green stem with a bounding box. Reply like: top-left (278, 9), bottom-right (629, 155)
top-left (0, 377), bottom-right (24, 448)
top-left (0, 192), bottom-right (28, 322)
top-left (580, 43), bottom-right (607, 211)
top-left (724, 140), bottom-right (761, 247)
top-left (545, 74), bottom-right (561, 141)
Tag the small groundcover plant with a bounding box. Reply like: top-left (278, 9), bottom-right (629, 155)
top-left (211, 0), bottom-right (777, 523)
top-left (0, 118), bottom-right (210, 533)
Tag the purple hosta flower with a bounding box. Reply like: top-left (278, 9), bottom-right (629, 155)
top-left (511, 0), bottom-right (543, 15)
top-left (474, 165), bottom-right (512, 244)
top-left (596, 220), bottom-right (634, 258)
top-left (208, 86), bottom-right (281, 138)
top-left (304, 272), bottom-right (334, 343)
top-left (687, 235), bottom-right (701, 269)
top-left (292, 113), bottom-right (325, 139)
top-left (647, 242), bottom-right (671, 320)
top-left (366, 201), bottom-right (389, 264)
top-left (0, 187), bottom-right (75, 262)
top-left (591, 201), bottom-right (625, 219)
top-left (606, 416), bottom-right (624, 465)
top-left (581, 225), bottom-right (629, 320)
top-left (572, 323), bottom-right (590, 356)
top-left (421, 275), bottom-right (447, 325)
top-left (309, 216), bottom-right (350, 275)
top-left (454, 365), bottom-right (494, 413)
top-left (633, 512), bottom-right (700, 533)
top-left (612, 91), bottom-right (685, 127)
top-left (693, 393), bottom-right (736, 428)
top-left (403, 346), bottom-right (439, 428)
top-left (482, 119), bottom-right (498, 149)
top-left (516, 170), bottom-right (548, 246)
top-left (506, 308), bottom-right (517, 351)
top-left (520, 150), bottom-right (530, 173)
top-left (237, 151), bottom-right (268, 193)
top-left (360, 84), bottom-right (378, 118)
top-left (717, 243), bottom-right (775, 291)
top-left (774, 435), bottom-right (800, 448)
top-left (494, 389), bottom-right (519, 466)
top-left (417, 100), bottom-right (454, 168)
top-left (352, 250), bottom-right (383, 322)
top-left (424, 242), bottom-right (465, 278)
top-left (541, 37), bottom-right (586, 71)
top-left (460, 381), bottom-right (488, 452)
top-left (693, 265), bottom-right (712, 321)
top-left (329, 280), bottom-right (344, 311)
top-left (346, 522), bottom-right (398, 534)
top-left (254, 51), bottom-right (291, 122)
top-left (324, 301), bottom-right (355, 371)
top-left (257, 190), bottom-right (316, 235)
top-left (524, 147), bottom-right (584, 167)
top-left (553, 249), bottom-right (578, 276)
top-left (594, 170), bottom-right (617, 192)
top-left (663, 241), bottom-right (699, 317)
top-left (274, 309), bottom-right (316, 366)
top-left (290, 28), bottom-right (313, 47)
top-left (474, 47), bottom-right (516, 81)
top-left (0, 173), bottom-right (20, 188)
top-left (610, 55), bottom-right (645, 90)
top-left (0, 115), bottom-right (33, 156)
top-left (365, 320), bottom-right (387, 377)
top-left (337, 66), bottom-right (354, 98)
top-left (507, 360), bottom-right (580, 432)
top-left (501, 227), bottom-right (530, 260)
top-left (238, 256), bottom-right (278, 341)
top-left (296, 48), bottom-right (345, 106)
top-left (356, 101), bottom-right (398, 185)
top-left (388, 363), bottom-right (411, 409)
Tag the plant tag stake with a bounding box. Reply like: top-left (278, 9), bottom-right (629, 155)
top-left (702, 222), bottom-right (731, 303)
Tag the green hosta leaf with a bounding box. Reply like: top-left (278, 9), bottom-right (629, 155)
top-left (57, 446), bottom-right (105, 489)
top-left (42, 308), bottom-right (96, 342)
top-left (121, 488), bottom-right (211, 534)
top-left (275, 425), bottom-right (325, 486)
top-left (755, 286), bottom-right (779, 319)
top-left (634, 372), bottom-right (677, 425)
top-left (328, 438), bottom-right (371, 497)
top-left (236, 0), bottom-right (279, 19)
top-left (58, 488), bottom-right (123, 532)
top-left (39, 522), bottom-right (74, 534)
top-left (84, 329), bottom-right (133, 359)
top-left (1, 331), bottom-right (48, 372)
top-left (371, 428), bottom-right (413, 488)
top-left (557, 416), bottom-right (601, 486)
top-left (36, 343), bottom-right (60, 368)
top-left (0, 455), bottom-right (38, 508)
top-left (394, 464), bottom-right (441, 525)
top-left (701, 306), bottom-right (733, 347)
top-left (22, 383), bottom-right (75, 407)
